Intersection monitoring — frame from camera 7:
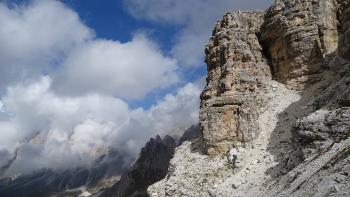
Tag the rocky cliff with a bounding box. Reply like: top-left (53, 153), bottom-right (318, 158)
top-left (100, 135), bottom-right (176, 197)
top-left (149, 0), bottom-right (350, 196)
top-left (200, 11), bottom-right (271, 155)
top-left (99, 125), bottom-right (199, 197)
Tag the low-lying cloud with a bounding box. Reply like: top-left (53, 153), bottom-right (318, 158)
top-left (0, 76), bottom-right (202, 176)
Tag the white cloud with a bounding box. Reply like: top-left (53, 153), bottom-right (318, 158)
top-left (146, 82), bottom-right (202, 135)
top-left (3, 77), bottom-right (130, 135)
top-left (0, 121), bottom-right (19, 152)
top-left (0, 76), bottom-right (130, 174)
top-left (0, 0), bottom-right (180, 100)
top-left (0, 0), bottom-right (93, 88)
top-left (124, 0), bottom-right (272, 67)
top-left (53, 34), bottom-right (179, 99)
top-left (0, 149), bottom-right (12, 169)
top-left (0, 77), bottom-right (202, 175)
top-left (0, 0), bottom-right (195, 176)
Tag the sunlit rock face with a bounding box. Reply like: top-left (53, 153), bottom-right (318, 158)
top-left (199, 0), bottom-right (349, 155)
top-left (200, 11), bottom-right (271, 155)
top-left (261, 0), bottom-right (339, 90)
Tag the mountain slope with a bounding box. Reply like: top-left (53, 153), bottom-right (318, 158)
top-left (149, 0), bottom-right (350, 196)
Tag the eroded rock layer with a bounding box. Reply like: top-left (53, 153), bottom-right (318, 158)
top-left (261, 0), bottom-right (339, 89)
top-left (200, 0), bottom-right (350, 155)
top-left (200, 11), bottom-right (271, 155)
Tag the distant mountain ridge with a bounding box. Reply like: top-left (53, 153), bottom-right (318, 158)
top-left (0, 125), bottom-right (200, 197)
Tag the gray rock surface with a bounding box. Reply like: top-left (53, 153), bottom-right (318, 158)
top-left (100, 125), bottom-right (200, 197)
top-left (200, 11), bottom-right (271, 155)
top-left (100, 135), bottom-right (176, 197)
top-left (149, 81), bottom-right (300, 197)
top-left (261, 0), bottom-right (339, 89)
top-left (264, 108), bottom-right (350, 197)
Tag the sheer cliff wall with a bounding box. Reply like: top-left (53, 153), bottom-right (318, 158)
top-left (200, 0), bottom-right (347, 155)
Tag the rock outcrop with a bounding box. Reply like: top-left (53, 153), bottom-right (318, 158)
top-left (200, 0), bottom-right (350, 156)
top-left (149, 0), bottom-right (350, 196)
top-left (200, 11), bottom-right (271, 155)
top-left (100, 125), bottom-right (200, 197)
top-left (261, 0), bottom-right (339, 89)
top-left (101, 135), bottom-right (176, 197)
top-left (149, 81), bottom-right (301, 197)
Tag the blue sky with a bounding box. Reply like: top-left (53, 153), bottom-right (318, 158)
top-left (0, 0), bottom-right (272, 175)
top-left (62, 0), bottom-right (206, 109)
top-left (64, 0), bottom-right (178, 50)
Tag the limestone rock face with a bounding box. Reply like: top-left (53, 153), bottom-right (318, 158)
top-left (200, 12), bottom-right (271, 155)
top-left (200, 0), bottom-right (350, 155)
top-left (261, 0), bottom-right (339, 89)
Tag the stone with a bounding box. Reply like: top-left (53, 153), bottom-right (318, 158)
top-left (226, 148), bottom-right (239, 166)
top-left (200, 11), bottom-right (271, 155)
top-left (147, 142), bottom-right (229, 197)
top-left (261, 0), bottom-right (339, 89)
top-left (100, 135), bottom-right (176, 197)
top-left (99, 125), bottom-right (200, 197)
top-left (293, 108), bottom-right (350, 159)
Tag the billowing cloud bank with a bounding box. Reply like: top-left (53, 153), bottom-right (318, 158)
top-left (0, 77), bottom-right (202, 176)
top-left (0, 0), bottom-right (92, 88)
top-left (54, 35), bottom-right (179, 99)
top-left (0, 0), bottom-right (201, 176)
